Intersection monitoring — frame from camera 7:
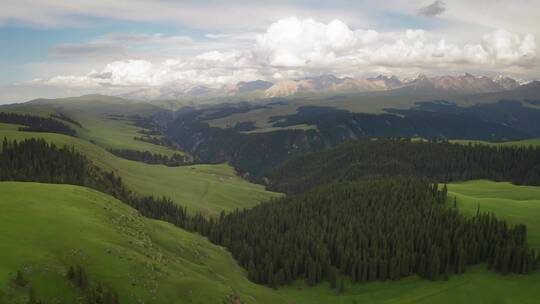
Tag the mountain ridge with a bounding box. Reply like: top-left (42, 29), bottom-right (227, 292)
top-left (118, 73), bottom-right (536, 100)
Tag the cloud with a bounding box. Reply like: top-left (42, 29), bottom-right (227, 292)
top-left (0, 0), bottom-right (365, 30)
top-left (50, 42), bottom-right (127, 59)
top-left (255, 17), bottom-right (377, 67)
top-left (47, 33), bottom-right (194, 61)
top-left (253, 17), bottom-right (537, 70)
top-left (105, 33), bottom-right (193, 45)
top-left (482, 30), bottom-right (536, 64)
top-left (205, 33), bottom-right (233, 39)
top-left (24, 17), bottom-right (540, 98)
top-left (418, 1), bottom-right (446, 17)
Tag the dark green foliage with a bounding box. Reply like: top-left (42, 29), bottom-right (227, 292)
top-left (14, 271), bottom-right (27, 287)
top-left (0, 138), bottom-right (97, 185)
top-left (206, 179), bottom-right (537, 286)
top-left (230, 121), bottom-right (256, 132)
top-left (66, 265), bottom-right (120, 304)
top-left (0, 112), bottom-right (76, 136)
top-left (164, 103), bottom-right (532, 181)
top-left (107, 148), bottom-right (191, 166)
top-left (50, 113), bottom-right (82, 128)
top-left (27, 287), bottom-right (40, 304)
top-left (268, 139), bottom-right (540, 194)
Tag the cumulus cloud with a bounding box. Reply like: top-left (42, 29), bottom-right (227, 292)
top-left (29, 17), bottom-right (539, 94)
top-left (482, 30), bottom-right (536, 64)
top-left (253, 17), bottom-right (537, 69)
top-left (418, 0), bottom-right (446, 17)
top-left (255, 17), bottom-right (377, 67)
top-left (34, 52), bottom-right (266, 90)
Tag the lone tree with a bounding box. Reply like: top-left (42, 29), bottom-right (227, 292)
top-left (14, 270), bottom-right (27, 287)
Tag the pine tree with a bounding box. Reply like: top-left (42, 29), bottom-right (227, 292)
top-left (338, 278), bottom-right (345, 294)
top-left (14, 270), bottom-right (27, 287)
top-left (27, 287), bottom-right (37, 304)
top-left (67, 266), bottom-right (75, 281)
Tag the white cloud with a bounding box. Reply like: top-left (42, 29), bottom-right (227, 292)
top-left (254, 17), bottom-right (377, 67)
top-left (482, 30), bottom-right (536, 64)
top-left (104, 33), bottom-right (193, 45)
top-left (253, 17), bottom-right (537, 70)
top-left (21, 17), bottom-right (540, 99)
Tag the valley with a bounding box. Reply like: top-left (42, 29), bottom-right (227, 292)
top-left (3, 3), bottom-right (540, 303)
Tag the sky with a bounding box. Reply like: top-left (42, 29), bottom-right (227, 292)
top-left (1, 0), bottom-right (539, 102)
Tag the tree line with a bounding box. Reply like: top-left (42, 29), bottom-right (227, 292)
top-left (50, 113), bottom-right (83, 128)
top-left (67, 265), bottom-right (120, 304)
top-left (0, 137), bottom-right (192, 232)
top-left (107, 148), bottom-right (191, 166)
top-left (0, 112), bottom-right (76, 136)
top-left (268, 138), bottom-right (540, 194)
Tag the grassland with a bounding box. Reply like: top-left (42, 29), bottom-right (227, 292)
top-left (0, 125), bottom-right (279, 215)
top-left (205, 94), bottom-right (450, 132)
top-left (452, 138), bottom-right (540, 147)
top-left (0, 182), bottom-right (290, 304)
top-left (448, 180), bottom-right (540, 249)
top-left (1, 96), bottom-right (184, 156)
top-left (74, 113), bottom-right (183, 157)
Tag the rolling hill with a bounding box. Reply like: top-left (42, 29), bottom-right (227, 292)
top-left (0, 182), bottom-right (288, 304)
top-left (0, 125), bottom-right (279, 215)
top-left (2, 95), bottom-right (540, 304)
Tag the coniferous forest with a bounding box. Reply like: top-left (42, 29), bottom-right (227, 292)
top-left (107, 148), bottom-right (190, 166)
top-left (1, 138), bottom-right (539, 292)
top-left (0, 112), bottom-right (77, 136)
top-left (268, 139), bottom-right (540, 194)
top-left (207, 179), bottom-right (539, 286)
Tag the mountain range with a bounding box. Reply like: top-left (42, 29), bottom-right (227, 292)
top-left (119, 73), bottom-right (534, 100)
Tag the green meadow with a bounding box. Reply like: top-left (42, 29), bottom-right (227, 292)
top-left (0, 126), bottom-right (279, 216)
top-left (0, 182), bottom-right (289, 304)
top-left (1, 96), bottom-right (183, 156)
top-left (451, 138), bottom-right (540, 147)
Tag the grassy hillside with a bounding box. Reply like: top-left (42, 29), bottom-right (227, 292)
top-left (0, 182), bottom-right (290, 304)
top-left (0, 126), bottom-right (279, 215)
top-left (452, 138), bottom-right (540, 147)
top-left (448, 180), bottom-right (540, 248)
top-left (1, 96), bottom-right (182, 156)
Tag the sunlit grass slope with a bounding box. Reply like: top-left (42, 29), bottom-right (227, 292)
top-left (0, 182), bottom-right (289, 304)
top-left (0, 126), bottom-right (279, 215)
top-left (448, 180), bottom-right (540, 248)
top-left (451, 138), bottom-right (540, 147)
top-left (1, 95), bottom-right (182, 156)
